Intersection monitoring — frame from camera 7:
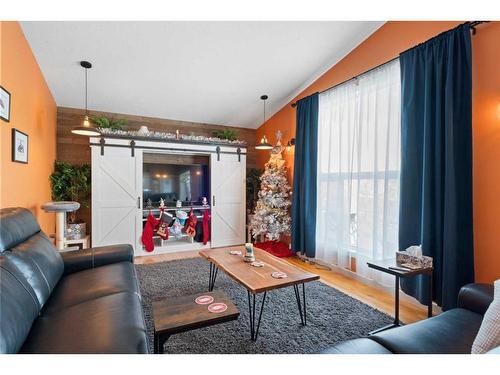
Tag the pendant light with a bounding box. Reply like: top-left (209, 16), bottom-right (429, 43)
top-left (255, 94), bottom-right (273, 150)
top-left (71, 61), bottom-right (100, 136)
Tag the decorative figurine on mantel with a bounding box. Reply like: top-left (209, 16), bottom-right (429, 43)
top-left (137, 125), bottom-right (149, 136)
top-left (202, 197), bottom-right (209, 207)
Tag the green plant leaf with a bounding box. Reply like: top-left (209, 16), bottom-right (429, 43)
top-left (90, 115), bottom-right (126, 130)
top-left (212, 129), bottom-right (237, 141)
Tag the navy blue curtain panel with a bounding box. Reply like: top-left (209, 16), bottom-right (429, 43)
top-left (291, 93), bottom-right (319, 258)
top-left (399, 24), bottom-right (474, 311)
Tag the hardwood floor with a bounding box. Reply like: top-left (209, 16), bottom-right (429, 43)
top-left (135, 247), bottom-right (433, 324)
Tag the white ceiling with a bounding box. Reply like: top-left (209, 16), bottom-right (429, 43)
top-left (21, 21), bottom-right (383, 129)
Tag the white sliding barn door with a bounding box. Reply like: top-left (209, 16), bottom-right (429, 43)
top-left (210, 152), bottom-right (246, 247)
top-left (91, 146), bottom-right (142, 250)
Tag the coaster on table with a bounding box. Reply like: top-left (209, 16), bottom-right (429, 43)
top-left (208, 302), bottom-right (228, 313)
top-left (271, 271), bottom-right (287, 279)
top-left (251, 261), bottom-right (265, 268)
top-left (195, 295), bottom-right (214, 305)
top-left (229, 250), bottom-right (242, 255)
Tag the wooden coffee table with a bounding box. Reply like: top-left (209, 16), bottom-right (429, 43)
top-left (152, 290), bottom-right (239, 353)
top-left (199, 246), bottom-right (319, 341)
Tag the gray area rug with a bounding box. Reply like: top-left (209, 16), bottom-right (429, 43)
top-left (135, 257), bottom-right (392, 354)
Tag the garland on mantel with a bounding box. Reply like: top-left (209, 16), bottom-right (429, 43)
top-left (98, 128), bottom-right (247, 146)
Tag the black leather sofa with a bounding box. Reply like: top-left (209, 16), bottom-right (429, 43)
top-left (322, 283), bottom-right (496, 354)
top-left (0, 207), bottom-right (149, 354)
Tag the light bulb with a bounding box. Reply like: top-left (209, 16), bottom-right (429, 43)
top-left (82, 115), bottom-right (90, 127)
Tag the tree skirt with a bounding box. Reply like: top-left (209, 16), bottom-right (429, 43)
top-left (254, 240), bottom-right (294, 257)
top-left (135, 257), bottom-right (393, 354)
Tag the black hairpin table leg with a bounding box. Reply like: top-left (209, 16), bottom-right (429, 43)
top-left (153, 333), bottom-right (170, 354)
top-left (293, 283), bottom-right (307, 326)
top-left (208, 263), bottom-right (218, 291)
top-left (247, 290), bottom-right (267, 341)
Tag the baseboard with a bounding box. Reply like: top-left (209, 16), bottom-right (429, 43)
top-left (134, 241), bottom-right (211, 257)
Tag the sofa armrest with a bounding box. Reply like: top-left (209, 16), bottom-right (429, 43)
top-left (457, 283), bottom-right (494, 315)
top-left (61, 244), bottom-right (134, 275)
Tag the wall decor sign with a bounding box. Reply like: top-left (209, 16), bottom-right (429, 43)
top-left (12, 129), bottom-right (28, 164)
top-left (0, 86), bottom-right (11, 122)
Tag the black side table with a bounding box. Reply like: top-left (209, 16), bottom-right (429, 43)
top-left (367, 260), bottom-right (433, 334)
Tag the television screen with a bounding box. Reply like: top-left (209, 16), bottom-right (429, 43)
top-left (142, 153), bottom-right (209, 208)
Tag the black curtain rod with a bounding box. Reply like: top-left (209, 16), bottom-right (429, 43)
top-left (291, 21), bottom-right (490, 108)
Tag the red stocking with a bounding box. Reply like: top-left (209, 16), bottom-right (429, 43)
top-left (141, 211), bottom-right (159, 252)
top-left (185, 209), bottom-right (197, 238)
top-left (157, 208), bottom-right (169, 240)
top-left (202, 209), bottom-right (210, 245)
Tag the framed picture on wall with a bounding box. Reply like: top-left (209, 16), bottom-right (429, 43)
top-left (12, 129), bottom-right (29, 164)
top-left (0, 86), bottom-right (11, 122)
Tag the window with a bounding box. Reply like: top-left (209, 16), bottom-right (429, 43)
top-left (315, 59), bottom-right (401, 283)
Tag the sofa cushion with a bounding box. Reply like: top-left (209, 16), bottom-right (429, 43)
top-left (6, 232), bottom-right (64, 308)
top-left (321, 338), bottom-right (393, 354)
top-left (370, 308), bottom-right (483, 354)
top-left (42, 262), bottom-right (141, 315)
top-left (20, 292), bottom-right (149, 354)
top-left (0, 207), bottom-right (41, 252)
top-left (472, 279), bottom-right (500, 354)
top-left (0, 257), bottom-right (40, 354)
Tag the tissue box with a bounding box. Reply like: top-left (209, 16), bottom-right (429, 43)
top-left (396, 251), bottom-right (433, 269)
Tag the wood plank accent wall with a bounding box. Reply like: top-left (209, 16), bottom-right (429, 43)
top-left (57, 107), bottom-right (257, 167)
top-left (57, 107), bottom-right (257, 234)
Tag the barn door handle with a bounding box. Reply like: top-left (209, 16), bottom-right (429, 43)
top-left (130, 140), bottom-right (135, 157)
top-left (137, 197), bottom-right (141, 209)
top-left (99, 138), bottom-right (105, 156)
top-left (212, 195), bottom-right (216, 206)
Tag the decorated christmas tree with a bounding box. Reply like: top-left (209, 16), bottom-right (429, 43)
top-left (250, 133), bottom-right (292, 241)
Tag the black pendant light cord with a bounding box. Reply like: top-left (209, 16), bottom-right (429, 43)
top-left (260, 94), bottom-right (268, 123)
top-left (263, 98), bottom-right (266, 122)
top-left (72, 60), bottom-right (99, 136)
top-left (85, 66), bottom-right (88, 115)
top-left (80, 60), bottom-right (92, 116)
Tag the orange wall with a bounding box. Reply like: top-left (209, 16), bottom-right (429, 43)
top-left (257, 21), bottom-right (500, 283)
top-left (471, 22), bottom-right (500, 284)
top-left (0, 21), bottom-right (57, 234)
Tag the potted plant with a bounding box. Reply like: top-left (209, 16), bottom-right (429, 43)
top-left (90, 115), bottom-right (127, 130)
top-left (49, 161), bottom-right (91, 239)
top-left (212, 129), bottom-right (238, 141)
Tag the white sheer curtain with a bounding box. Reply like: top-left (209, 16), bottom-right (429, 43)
top-left (315, 59), bottom-right (401, 285)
